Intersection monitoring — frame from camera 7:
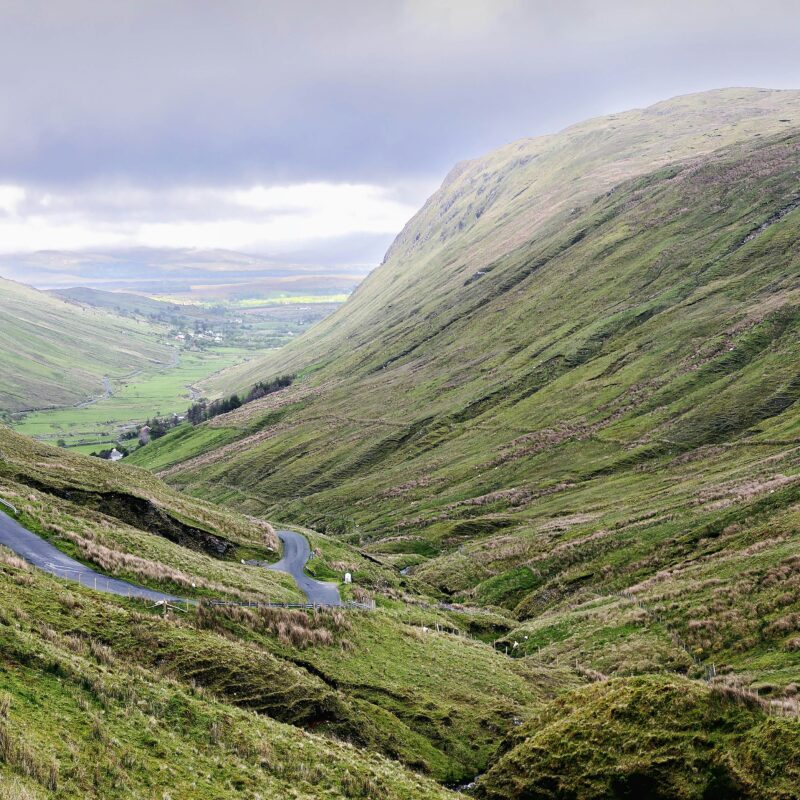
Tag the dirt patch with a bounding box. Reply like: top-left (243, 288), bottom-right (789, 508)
top-left (694, 474), bottom-right (797, 510)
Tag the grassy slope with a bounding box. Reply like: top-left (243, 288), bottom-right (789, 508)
top-left (196, 87), bottom-right (800, 396)
top-left (0, 558), bottom-right (457, 800)
top-left (122, 90), bottom-right (800, 794)
top-left (0, 425), bottom-right (575, 788)
top-left (0, 277), bottom-right (172, 414)
top-left (475, 675), bottom-right (800, 800)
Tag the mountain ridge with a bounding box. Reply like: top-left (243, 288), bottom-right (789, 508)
top-left (201, 87), bottom-right (800, 395)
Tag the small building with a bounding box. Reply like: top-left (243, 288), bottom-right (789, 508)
top-left (109, 448), bottom-right (124, 462)
top-left (344, 572), bottom-right (352, 584)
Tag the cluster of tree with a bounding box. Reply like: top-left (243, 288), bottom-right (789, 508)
top-left (187, 394), bottom-right (242, 425)
top-left (187, 375), bottom-right (293, 426)
top-left (246, 375), bottom-right (294, 401)
top-left (146, 414), bottom-right (182, 439)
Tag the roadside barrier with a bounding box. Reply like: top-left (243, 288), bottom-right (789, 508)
top-left (0, 497), bottom-right (18, 515)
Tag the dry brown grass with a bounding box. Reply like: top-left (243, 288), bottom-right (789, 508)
top-left (245, 516), bottom-right (279, 551)
top-left (196, 602), bottom-right (351, 648)
top-left (694, 474), bottom-right (796, 510)
top-left (0, 700), bottom-right (58, 791)
top-left (537, 513), bottom-right (602, 533)
top-left (60, 532), bottom-right (252, 599)
top-left (0, 776), bottom-right (45, 800)
top-left (0, 547), bottom-right (30, 572)
top-left (377, 475), bottom-right (438, 498)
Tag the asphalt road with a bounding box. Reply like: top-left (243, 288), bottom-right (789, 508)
top-left (0, 508), bottom-right (184, 602)
top-left (268, 529), bottom-right (342, 606)
top-left (0, 508), bottom-right (339, 606)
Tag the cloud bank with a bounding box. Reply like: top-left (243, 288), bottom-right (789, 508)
top-left (0, 180), bottom-right (425, 258)
top-left (0, 0), bottom-right (798, 268)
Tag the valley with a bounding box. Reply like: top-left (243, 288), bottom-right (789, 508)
top-left (11, 347), bottom-right (253, 454)
top-left (2, 281), bottom-right (344, 454)
top-left (2, 88), bottom-right (800, 799)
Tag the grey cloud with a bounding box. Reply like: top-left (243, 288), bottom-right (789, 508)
top-left (0, 0), bottom-right (798, 187)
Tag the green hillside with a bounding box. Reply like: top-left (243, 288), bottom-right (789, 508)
top-left (0, 278), bottom-right (172, 414)
top-left (0, 425), bottom-right (581, 794)
top-left (121, 89), bottom-right (800, 795)
top-left (49, 286), bottom-right (180, 317)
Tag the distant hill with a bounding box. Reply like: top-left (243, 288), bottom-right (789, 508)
top-left (50, 286), bottom-right (179, 317)
top-left (0, 277), bottom-right (172, 413)
top-left (0, 246), bottom-right (368, 296)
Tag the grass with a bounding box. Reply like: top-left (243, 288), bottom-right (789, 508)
top-left (476, 675), bottom-right (800, 800)
top-left (0, 557), bottom-right (458, 799)
top-left (0, 277), bottom-right (173, 415)
top-left (12, 347), bottom-right (253, 451)
top-left (0, 425), bottom-right (300, 602)
top-left (121, 91), bottom-right (800, 793)
top-left (0, 425), bottom-right (572, 787)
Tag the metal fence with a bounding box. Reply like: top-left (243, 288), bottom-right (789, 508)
top-left (0, 497), bottom-right (18, 515)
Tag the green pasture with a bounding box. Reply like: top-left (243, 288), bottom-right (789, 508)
top-left (11, 347), bottom-right (253, 451)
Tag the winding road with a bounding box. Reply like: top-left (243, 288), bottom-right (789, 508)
top-left (0, 508), bottom-right (183, 602)
top-left (268, 530), bottom-right (342, 606)
top-left (0, 507), bottom-right (340, 606)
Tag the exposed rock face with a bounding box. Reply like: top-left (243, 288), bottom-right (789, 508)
top-left (21, 478), bottom-right (235, 557)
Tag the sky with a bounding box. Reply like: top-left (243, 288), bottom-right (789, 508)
top-left (1, 0), bottom-right (799, 281)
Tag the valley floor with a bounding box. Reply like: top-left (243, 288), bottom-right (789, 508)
top-left (11, 346), bottom-right (253, 453)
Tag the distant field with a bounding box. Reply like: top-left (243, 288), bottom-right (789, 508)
top-left (150, 292), bottom-right (350, 308)
top-left (11, 346), bottom-right (254, 452)
top-left (232, 293), bottom-right (350, 306)
top-left (7, 281), bottom-right (345, 452)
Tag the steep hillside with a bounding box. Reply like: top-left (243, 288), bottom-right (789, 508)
top-left (125, 94), bottom-right (800, 676)
top-left (0, 558), bottom-right (459, 800)
top-left (121, 90), bottom-right (800, 794)
top-left (0, 425), bottom-right (575, 790)
top-left (0, 277), bottom-right (172, 413)
top-left (201, 87), bottom-right (800, 397)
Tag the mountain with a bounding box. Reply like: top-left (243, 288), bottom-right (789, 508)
top-left (0, 247), bottom-right (368, 295)
top-left (199, 87), bottom-right (800, 394)
top-left (123, 88), bottom-right (800, 795)
top-left (0, 277), bottom-right (173, 414)
top-left (132, 87), bottom-right (800, 560)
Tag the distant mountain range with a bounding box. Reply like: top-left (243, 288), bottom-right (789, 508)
top-left (0, 246), bottom-right (368, 295)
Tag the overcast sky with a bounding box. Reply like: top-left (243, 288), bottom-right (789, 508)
top-left (1, 0), bottom-right (799, 270)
